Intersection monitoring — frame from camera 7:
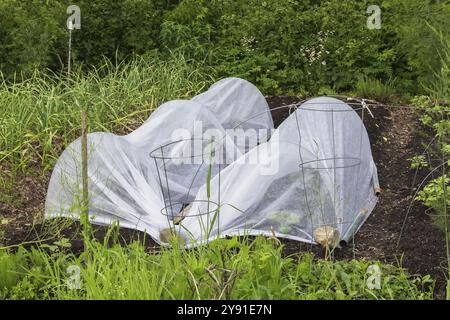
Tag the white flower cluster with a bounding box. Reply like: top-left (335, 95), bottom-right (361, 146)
top-left (299, 30), bottom-right (332, 66)
top-left (241, 36), bottom-right (257, 52)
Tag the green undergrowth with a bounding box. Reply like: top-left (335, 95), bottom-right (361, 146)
top-left (0, 53), bottom-right (215, 202)
top-left (0, 234), bottom-right (434, 300)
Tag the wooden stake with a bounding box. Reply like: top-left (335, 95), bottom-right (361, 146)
top-left (81, 109), bottom-right (90, 251)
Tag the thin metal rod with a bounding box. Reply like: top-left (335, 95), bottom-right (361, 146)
top-left (161, 147), bottom-right (174, 221)
top-left (68, 29), bottom-right (72, 76)
top-left (293, 108), bottom-right (315, 253)
top-left (331, 109), bottom-right (337, 229)
top-left (154, 156), bottom-right (170, 227)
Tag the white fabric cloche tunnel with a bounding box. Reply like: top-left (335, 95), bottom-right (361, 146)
top-left (45, 78), bottom-right (379, 247)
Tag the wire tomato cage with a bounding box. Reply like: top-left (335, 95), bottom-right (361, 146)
top-left (149, 137), bottom-right (223, 237)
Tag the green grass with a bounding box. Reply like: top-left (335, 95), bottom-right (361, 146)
top-left (355, 77), bottom-right (396, 103)
top-left (0, 53), bottom-right (214, 199)
top-left (0, 235), bottom-right (434, 300)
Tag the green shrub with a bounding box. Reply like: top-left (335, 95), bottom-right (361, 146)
top-left (0, 0), bottom-right (64, 80)
top-left (0, 0), bottom-right (172, 79)
top-left (0, 0), bottom-right (448, 96)
top-left (67, 0), bottom-right (170, 68)
top-left (162, 0), bottom-right (447, 95)
top-left (383, 0), bottom-right (450, 94)
top-left (417, 176), bottom-right (450, 232)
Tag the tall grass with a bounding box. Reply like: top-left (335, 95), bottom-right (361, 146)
top-left (0, 235), bottom-right (434, 300)
top-left (0, 54), bottom-right (214, 192)
top-left (355, 77), bottom-right (396, 103)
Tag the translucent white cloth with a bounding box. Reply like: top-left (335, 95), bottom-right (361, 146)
top-left (45, 78), bottom-right (274, 237)
top-left (45, 78), bottom-right (378, 246)
top-left (183, 97), bottom-right (378, 245)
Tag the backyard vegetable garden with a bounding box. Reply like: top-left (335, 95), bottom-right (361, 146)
top-left (0, 0), bottom-right (449, 300)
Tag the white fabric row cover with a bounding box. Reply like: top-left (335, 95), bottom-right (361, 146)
top-left (45, 77), bottom-right (379, 246)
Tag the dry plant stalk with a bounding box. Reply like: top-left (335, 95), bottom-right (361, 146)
top-left (173, 203), bottom-right (192, 225)
top-left (81, 110), bottom-right (88, 216)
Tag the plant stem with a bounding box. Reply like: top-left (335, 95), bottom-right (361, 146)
top-left (81, 109), bottom-right (90, 253)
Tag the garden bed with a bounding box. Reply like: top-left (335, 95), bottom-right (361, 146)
top-left (0, 96), bottom-right (447, 298)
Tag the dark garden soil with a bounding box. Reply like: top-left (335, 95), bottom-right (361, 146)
top-left (0, 96), bottom-right (448, 298)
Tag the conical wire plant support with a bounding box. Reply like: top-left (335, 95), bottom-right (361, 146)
top-left (150, 137), bottom-right (223, 243)
top-left (291, 99), bottom-right (379, 251)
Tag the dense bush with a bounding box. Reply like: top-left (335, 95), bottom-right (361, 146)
top-left (162, 0), bottom-right (389, 94)
top-left (382, 0), bottom-right (450, 94)
top-left (161, 0), bottom-right (449, 95)
top-left (0, 0), bottom-right (172, 79)
top-left (0, 0), bottom-right (448, 94)
top-left (67, 0), bottom-right (170, 67)
top-left (0, 0), bottom-right (64, 79)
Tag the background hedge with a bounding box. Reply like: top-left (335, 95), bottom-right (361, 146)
top-left (0, 0), bottom-right (448, 95)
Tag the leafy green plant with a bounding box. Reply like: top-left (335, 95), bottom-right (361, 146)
top-left (1, 0), bottom-right (448, 96)
top-left (409, 155), bottom-right (429, 170)
top-left (417, 176), bottom-right (450, 229)
top-left (266, 211), bottom-right (301, 234)
top-left (160, 0), bottom-right (448, 95)
top-left (412, 23), bottom-right (450, 299)
top-left (0, 0), bottom-right (64, 80)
